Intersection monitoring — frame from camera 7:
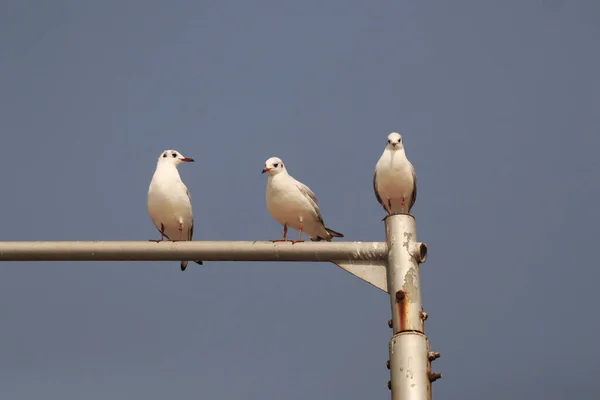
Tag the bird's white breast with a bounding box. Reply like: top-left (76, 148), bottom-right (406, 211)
top-left (266, 175), bottom-right (313, 229)
top-left (148, 170), bottom-right (193, 238)
top-left (376, 150), bottom-right (414, 199)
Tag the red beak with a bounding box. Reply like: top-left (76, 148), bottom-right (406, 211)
top-left (181, 157), bottom-right (194, 162)
top-left (262, 167), bottom-right (271, 174)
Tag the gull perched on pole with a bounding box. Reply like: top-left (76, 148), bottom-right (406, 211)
top-left (147, 149), bottom-right (203, 271)
top-left (373, 132), bottom-right (417, 215)
top-left (262, 157), bottom-right (344, 243)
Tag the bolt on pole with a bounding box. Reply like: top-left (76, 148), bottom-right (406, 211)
top-left (384, 214), bottom-right (441, 400)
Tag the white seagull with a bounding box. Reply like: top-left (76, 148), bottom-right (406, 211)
top-left (147, 149), bottom-right (203, 271)
top-left (262, 157), bottom-right (344, 243)
top-left (373, 132), bottom-right (417, 215)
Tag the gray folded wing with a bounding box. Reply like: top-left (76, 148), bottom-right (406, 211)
top-left (409, 163), bottom-right (417, 209)
top-left (186, 187), bottom-right (194, 240)
top-left (294, 179), bottom-right (326, 225)
top-left (373, 169), bottom-right (384, 208)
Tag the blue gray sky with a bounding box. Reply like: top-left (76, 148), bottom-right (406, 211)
top-left (1, 1), bottom-right (599, 399)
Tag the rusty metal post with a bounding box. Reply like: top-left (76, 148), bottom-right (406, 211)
top-left (385, 214), bottom-right (439, 400)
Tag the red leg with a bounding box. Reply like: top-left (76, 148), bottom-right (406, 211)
top-left (149, 223), bottom-right (166, 242)
top-left (272, 224), bottom-right (289, 242)
top-left (292, 222), bottom-right (304, 244)
top-left (387, 199), bottom-right (393, 215)
top-left (170, 223), bottom-right (185, 242)
top-left (401, 197), bottom-right (406, 212)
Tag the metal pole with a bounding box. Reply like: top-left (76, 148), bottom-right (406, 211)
top-left (0, 241), bottom-right (386, 262)
top-left (384, 214), bottom-right (439, 400)
top-left (0, 233), bottom-right (441, 397)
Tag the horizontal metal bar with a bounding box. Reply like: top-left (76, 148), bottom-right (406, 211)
top-left (0, 241), bottom-right (387, 262)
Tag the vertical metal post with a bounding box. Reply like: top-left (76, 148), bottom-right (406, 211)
top-left (384, 214), bottom-right (434, 400)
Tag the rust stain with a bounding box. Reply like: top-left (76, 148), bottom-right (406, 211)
top-left (395, 290), bottom-right (408, 332)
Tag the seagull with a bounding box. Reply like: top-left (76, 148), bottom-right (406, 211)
top-left (147, 149), bottom-right (203, 271)
top-left (262, 157), bottom-right (344, 243)
top-left (373, 132), bottom-right (417, 215)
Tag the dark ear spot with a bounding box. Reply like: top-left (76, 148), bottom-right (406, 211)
top-left (162, 153), bottom-right (167, 158)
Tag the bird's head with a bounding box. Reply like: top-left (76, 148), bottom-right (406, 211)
top-left (386, 132), bottom-right (404, 151)
top-left (262, 157), bottom-right (286, 176)
top-left (157, 149), bottom-right (194, 167)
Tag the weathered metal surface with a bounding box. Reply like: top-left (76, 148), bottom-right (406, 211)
top-left (330, 260), bottom-right (388, 293)
top-left (0, 241), bottom-right (387, 262)
top-left (385, 214), bottom-right (433, 400)
top-left (384, 214), bottom-right (427, 334)
top-left (389, 331), bottom-right (432, 400)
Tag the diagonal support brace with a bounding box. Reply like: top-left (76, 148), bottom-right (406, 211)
top-left (330, 260), bottom-right (388, 293)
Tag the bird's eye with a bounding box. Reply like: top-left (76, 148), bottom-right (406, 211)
top-left (162, 153), bottom-right (167, 158)
top-left (274, 163), bottom-right (279, 167)
top-left (172, 153), bottom-right (177, 158)
top-left (387, 140), bottom-right (391, 144)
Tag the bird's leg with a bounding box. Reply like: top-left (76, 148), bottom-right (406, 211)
top-left (170, 222), bottom-right (184, 242)
top-left (401, 197), bottom-right (406, 213)
top-left (149, 223), bottom-right (166, 242)
top-left (291, 222), bottom-right (304, 244)
top-left (272, 224), bottom-right (289, 242)
top-left (387, 199), bottom-right (393, 215)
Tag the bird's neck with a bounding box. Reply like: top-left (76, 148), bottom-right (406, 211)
top-left (387, 148), bottom-right (406, 161)
top-left (269, 171), bottom-right (289, 182)
top-left (153, 163), bottom-right (182, 181)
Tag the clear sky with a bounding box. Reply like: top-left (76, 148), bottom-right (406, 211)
top-left (1, 1), bottom-right (599, 399)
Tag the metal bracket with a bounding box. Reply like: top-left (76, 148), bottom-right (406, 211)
top-left (330, 260), bottom-right (388, 293)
